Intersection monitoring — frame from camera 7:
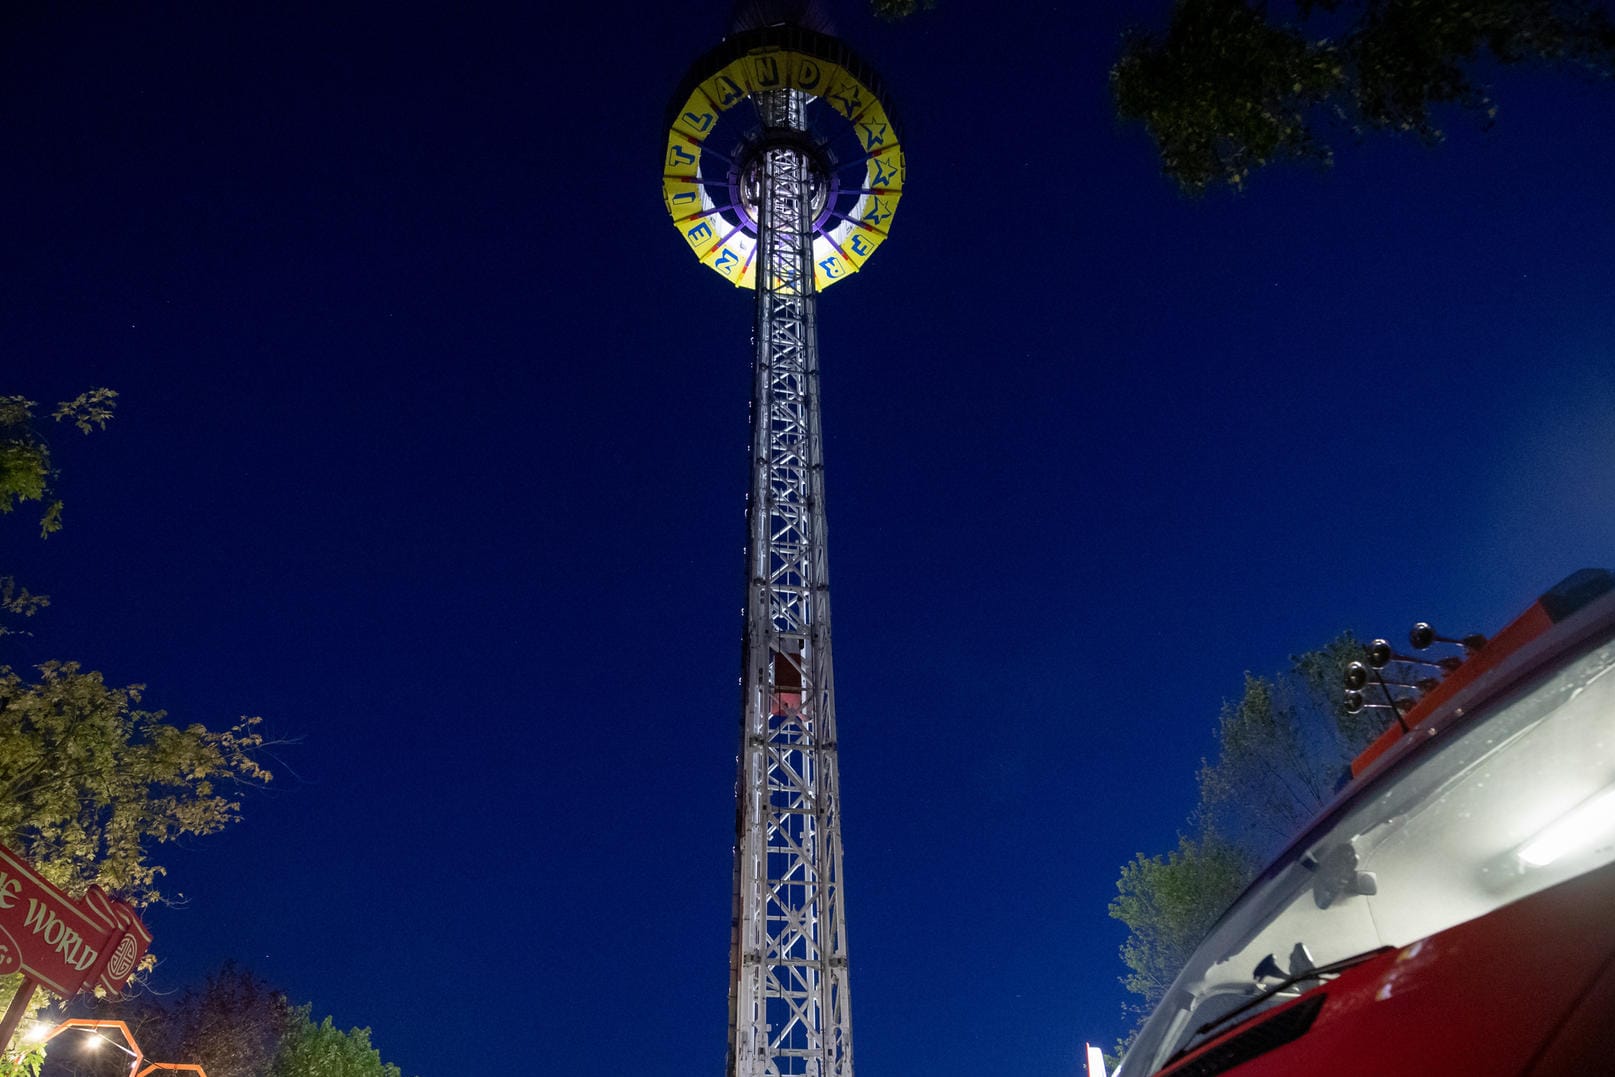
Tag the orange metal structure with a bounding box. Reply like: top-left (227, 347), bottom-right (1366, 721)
top-left (30, 1017), bottom-right (209, 1077)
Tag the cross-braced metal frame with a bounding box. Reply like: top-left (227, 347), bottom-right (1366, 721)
top-left (726, 87), bottom-right (852, 1077)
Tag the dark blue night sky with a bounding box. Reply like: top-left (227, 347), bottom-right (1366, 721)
top-left (4, 2), bottom-right (1614, 1075)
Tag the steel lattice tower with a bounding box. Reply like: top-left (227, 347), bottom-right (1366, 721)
top-left (661, 7), bottom-right (904, 1077)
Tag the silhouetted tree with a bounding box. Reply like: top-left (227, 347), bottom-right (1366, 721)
top-left (870, 0), bottom-right (935, 20)
top-left (1111, 0), bottom-right (1615, 192)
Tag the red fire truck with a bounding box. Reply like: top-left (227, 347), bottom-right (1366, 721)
top-left (1109, 568), bottom-right (1615, 1077)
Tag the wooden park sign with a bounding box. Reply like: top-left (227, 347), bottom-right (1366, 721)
top-left (0, 842), bottom-right (152, 1048)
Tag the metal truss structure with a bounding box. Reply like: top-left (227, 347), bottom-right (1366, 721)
top-left (726, 87), bottom-right (853, 1077)
top-left (664, 21), bottom-right (903, 1077)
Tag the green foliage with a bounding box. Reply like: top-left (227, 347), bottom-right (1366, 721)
top-left (0, 1041), bottom-right (43, 1077)
top-left (1113, 0), bottom-right (1615, 192)
top-left (0, 972), bottom-right (50, 1072)
top-left (0, 662), bottom-right (272, 907)
top-left (1196, 634), bottom-right (1370, 857)
top-left (0, 391), bottom-right (116, 539)
top-left (271, 1015), bottom-right (412, 1077)
top-left (1108, 634), bottom-right (1374, 1045)
top-left (0, 441), bottom-right (49, 518)
top-left (1109, 834), bottom-right (1254, 1017)
top-left (870, 0), bottom-right (936, 20)
top-left (50, 391), bottom-right (117, 437)
top-left (0, 579), bottom-right (49, 624)
top-left (0, 384), bottom-right (283, 1065)
top-left (1290, 632), bottom-right (1384, 752)
top-left (1112, 0), bottom-right (1345, 192)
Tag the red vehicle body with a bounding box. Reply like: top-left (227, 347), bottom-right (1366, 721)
top-left (1113, 568), bottom-right (1615, 1077)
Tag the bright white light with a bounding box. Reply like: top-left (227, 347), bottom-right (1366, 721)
top-left (1519, 786), bottom-right (1615, 867)
top-left (23, 1022), bottom-right (51, 1043)
top-left (81, 1033), bottom-right (103, 1051)
top-left (1085, 1043), bottom-right (1109, 1077)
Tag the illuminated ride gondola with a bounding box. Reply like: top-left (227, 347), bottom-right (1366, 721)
top-left (662, 22), bottom-right (904, 291)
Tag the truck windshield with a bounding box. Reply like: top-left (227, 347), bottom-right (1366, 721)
top-left (1116, 632), bottom-right (1615, 1076)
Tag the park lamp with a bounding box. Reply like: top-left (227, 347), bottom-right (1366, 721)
top-left (23, 1018), bottom-right (143, 1077)
top-left (82, 1028), bottom-right (139, 1056)
top-left (19, 1015), bottom-right (209, 1077)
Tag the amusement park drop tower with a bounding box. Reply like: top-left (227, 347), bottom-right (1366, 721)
top-left (661, 4), bottom-right (905, 1077)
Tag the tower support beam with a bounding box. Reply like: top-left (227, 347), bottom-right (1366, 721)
top-left (726, 87), bottom-right (852, 1077)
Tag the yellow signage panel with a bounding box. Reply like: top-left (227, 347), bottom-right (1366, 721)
top-left (862, 146), bottom-right (904, 195)
top-left (701, 231), bottom-right (757, 287)
top-left (699, 58), bottom-right (755, 114)
top-left (664, 43), bottom-right (901, 290)
top-left (672, 89), bottom-right (719, 143)
top-left (663, 175), bottom-right (706, 220)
